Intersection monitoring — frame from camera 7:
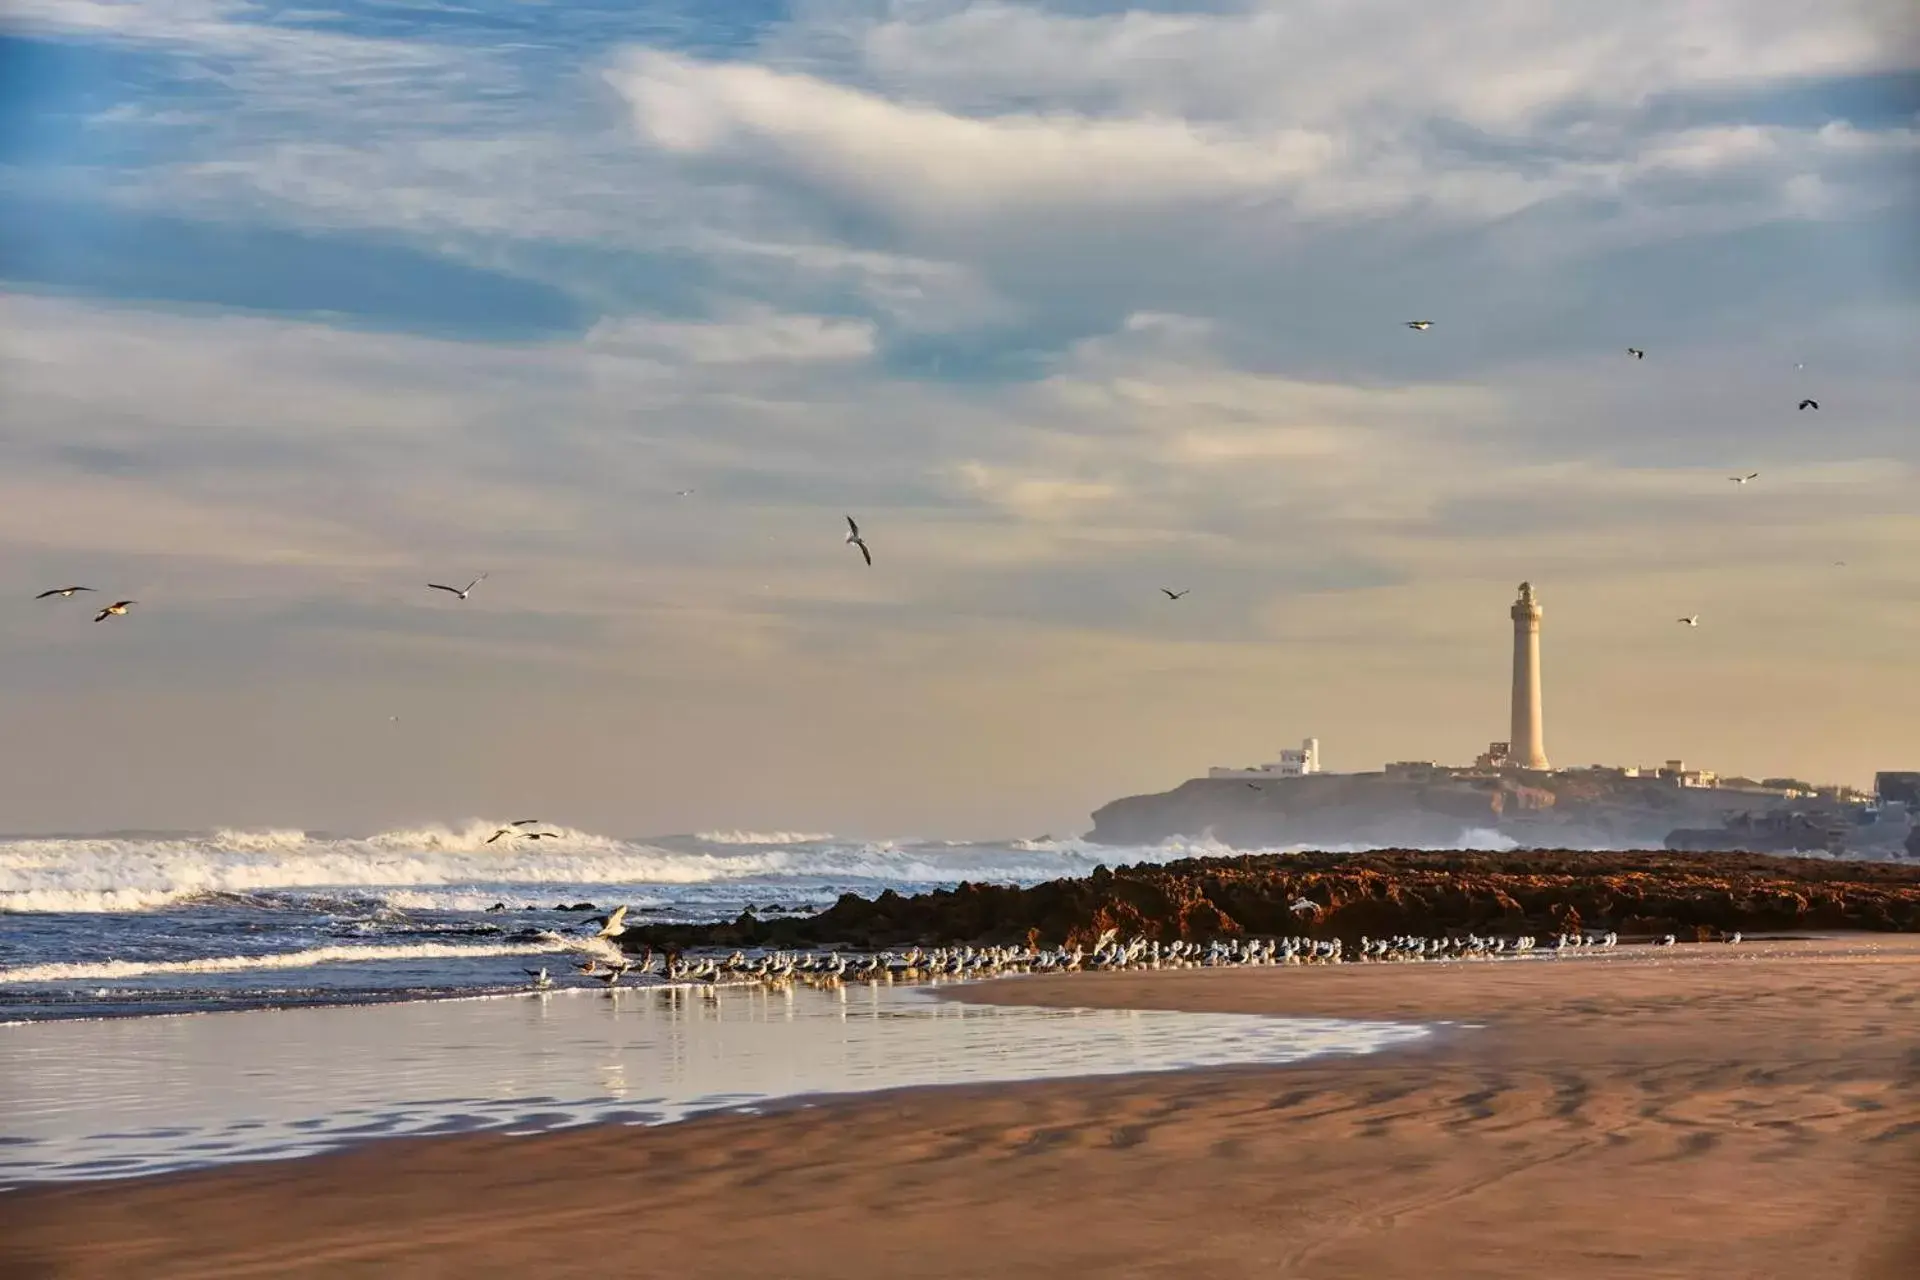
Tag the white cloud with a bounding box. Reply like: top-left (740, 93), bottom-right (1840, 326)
top-left (610, 49), bottom-right (1340, 218)
top-left (584, 305), bottom-right (877, 364)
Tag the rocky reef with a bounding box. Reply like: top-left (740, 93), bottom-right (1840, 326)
top-left (619, 848), bottom-right (1920, 953)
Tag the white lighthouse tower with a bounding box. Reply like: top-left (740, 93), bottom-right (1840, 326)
top-left (1509, 582), bottom-right (1550, 771)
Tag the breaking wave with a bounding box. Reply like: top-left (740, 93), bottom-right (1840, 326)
top-left (0, 822), bottom-right (1536, 916)
top-left (0, 823), bottom-right (1146, 915)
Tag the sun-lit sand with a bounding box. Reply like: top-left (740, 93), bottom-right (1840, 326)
top-left (2, 936), bottom-right (1914, 1279)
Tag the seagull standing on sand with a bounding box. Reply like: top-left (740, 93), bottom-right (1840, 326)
top-left (1161, 588), bottom-right (1189, 600)
top-left (844, 516), bottom-right (872, 566)
top-left (1677, 615), bottom-right (1699, 627)
top-left (1730, 473), bottom-right (1758, 484)
top-left (93, 600), bottom-right (135, 622)
top-left (428, 573), bottom-right (487, 600)
top-left (36, 586), bottom-right (95, 599)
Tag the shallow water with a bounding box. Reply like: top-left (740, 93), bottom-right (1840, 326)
top-left (0, 982), bottom-right (1430, 1185)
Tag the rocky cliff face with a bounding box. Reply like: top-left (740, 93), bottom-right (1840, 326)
top-left (620, 848), bottom-right (1920, 952)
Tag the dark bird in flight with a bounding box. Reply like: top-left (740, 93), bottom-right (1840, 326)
top-left (844, 516), bottom-right (871, 566)
top-left (1626, 348), bottom-right (1644, 359)
top-left (1161, 588), bottom-right (1189, 600)
top-left (1730, 473), bottom-right (1759, 484)
top-left (428, 573), bottom-right (487, 600)
top-left (36, 586), bottom-right (95, 599)
top-left (1404, 320), bottom-right (1433, 331)
top-left (1798, 399), bottom-right (1818, 411)
top-left (510, 818), bottom-right (542, 828)
top-left (93, 600), bottom-right (135, 622)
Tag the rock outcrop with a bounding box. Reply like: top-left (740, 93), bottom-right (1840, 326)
top-left (620, 848), bottom-right (1920, 953)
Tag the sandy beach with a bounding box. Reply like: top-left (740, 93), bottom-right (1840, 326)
top-left (3, 935), bottom-right (1914, 1280)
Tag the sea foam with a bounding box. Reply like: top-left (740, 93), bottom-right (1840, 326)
top-left (0, 939), bottom-right (575, 985)
top-left (0, 823), bottom-right (1530, 915)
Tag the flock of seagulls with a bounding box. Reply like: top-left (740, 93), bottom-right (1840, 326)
top-left (32, 326), bottom-right (1827, 626)
top-left (523, 921), bottom-right (1714, 996)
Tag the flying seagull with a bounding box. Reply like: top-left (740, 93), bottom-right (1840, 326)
top-left (1404, 320), bottom-right (1433, 331)
top-left (93, 600), bottom-right (135, 622)
top-left (1626, 348), bottom-right (1644, 360)
top-left (844, 516), bottom-right (871, 566)
top-left (36, 586), bottom-right (95, 599)
top-left (1288, 897), bottom-right (1319, 914)
top-left (1730, 473), bottom-right (1759, 484)
top-left (1161, 588), bottom-right (1189, 600)
top-left (675, 489), bottom-right (695, 497)
top-left (521, 831), bottom-right (560, 840)
top-left (1677, 615), bottom-right (1699, 627)
top-left (1798, 399), bottom-right (1818, 411)
top-left (484, 827), bottom-right (519, 845)
top-left (428, 573), bottom-right (487, 600)
top-left (1245, 782), bottom-right (1264, 791)
top-left (509, 818), bottom-right (542, 828)
top-left (590, 905), bottom-right (629, 940)
top-left (523, 967), bottom-right (553, 990)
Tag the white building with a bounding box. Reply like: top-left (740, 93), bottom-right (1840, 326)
top-left (1209, 738), bottom-right (1321, 780)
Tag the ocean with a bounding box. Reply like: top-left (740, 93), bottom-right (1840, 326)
top-left (0, 822), bottom-right (1523, 1022)
top-left (0, 825), bottom-right (1453, 1183)
top-left (0, 825), bottom-right (1265, 1021)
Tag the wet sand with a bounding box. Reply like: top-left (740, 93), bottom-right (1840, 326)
top-left (3, 936), bottom-right (1915, 1280)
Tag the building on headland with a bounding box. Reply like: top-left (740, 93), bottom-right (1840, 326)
top-left (1878, 772), bottom-right (1920, 807)
top-left (1208, 737), bottom-right (1320, 780)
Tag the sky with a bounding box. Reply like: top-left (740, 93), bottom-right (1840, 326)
top-left (0, 0), bottom-right (1916, 840)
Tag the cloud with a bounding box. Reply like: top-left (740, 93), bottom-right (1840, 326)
top-left (610, 48), bottom-right (1341, 218)
top-left (0, 3), bottom-right (1916, 832)
top-left (584, 304), bottom-right (877, 363)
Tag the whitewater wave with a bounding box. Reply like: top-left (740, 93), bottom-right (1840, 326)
top-left (0, 822), bottom-right (1118, 914)
top-left (0, 939), bottom-right (574, 986)
top-left (693, 830), bottom-right (836, 845)
top-left (0, 822), bottom-right (1537, 916)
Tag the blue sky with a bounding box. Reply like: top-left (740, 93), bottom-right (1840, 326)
top-left (0, 0), bottom-right (1916, 836)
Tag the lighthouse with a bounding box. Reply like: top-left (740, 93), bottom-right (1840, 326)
top-left (1509, 582), bottom-right (1550, 770)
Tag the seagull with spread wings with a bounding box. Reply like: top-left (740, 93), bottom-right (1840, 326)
top-left (428, 573), bottom-right (487, 600)
top-left (844, 516), bottom-right (871, 566)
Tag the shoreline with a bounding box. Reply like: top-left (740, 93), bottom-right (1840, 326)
top-left (2, 937), bottom-right (1914, 1279)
